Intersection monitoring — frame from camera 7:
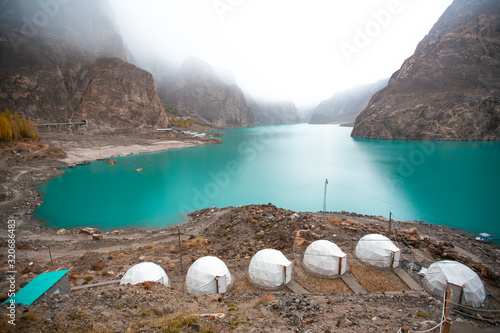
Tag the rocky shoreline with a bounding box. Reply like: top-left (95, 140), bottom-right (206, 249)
top-left (0, 132), bottom-right (499, 332)
top-left (0, 129), bottom-right (220, 229)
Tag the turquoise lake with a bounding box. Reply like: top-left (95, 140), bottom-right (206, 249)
top-left (35, 124), bottom-right (500, 238)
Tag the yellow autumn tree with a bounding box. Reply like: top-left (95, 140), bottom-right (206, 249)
top-left (21, 115), bottom-right (39, 140)
top-left (0, 109), bottom-right (40, 143)
top-left (12, 111), bottom-right (21, 141)
top-left (0, 111), bottom-right (13, 142)
top-left (4, 109), bottom-right (12, 129)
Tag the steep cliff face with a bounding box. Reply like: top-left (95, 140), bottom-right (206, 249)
top-left (308, 79), bottom-right (388, 124)
top-left (158, 57), bottom-right (255, 128)
top-left (74, 58), bottom-right (168, 129)
top-left (351, 0), bottom-right (500, 140)
top-left (245, 94), bottom-right (298, 125)
top-left (0, 0), bottom-right (165, 130)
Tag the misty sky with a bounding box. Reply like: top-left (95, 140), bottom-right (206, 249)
top-left (108, 0), bottom-right (453, 107)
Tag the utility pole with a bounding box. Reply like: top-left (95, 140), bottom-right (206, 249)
top-left (178, 226), bottom-right (183, 273)
top-left (388, 211), bottom-right (392, 239)
top-left (323, 179), bottom-right (328, 223)
top-left (48, 245), bottom-right (53, 266)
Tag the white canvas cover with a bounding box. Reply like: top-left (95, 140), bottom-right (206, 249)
top-left (303, 240), bottom-right (347, 277)
top-left (186, 256), bottom-right (232, 295)
top-left (249, 249), bottom-right (292, 288)
top-left (423, 260), bottom-right (486, 307)
top-left (120, 262), bottom-right (170, 287)
top-left (355, 234), bottom-right (401, 268)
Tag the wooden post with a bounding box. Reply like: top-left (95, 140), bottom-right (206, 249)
top-left (442, 317), bottom-right (452, 333)
top-left (444, 287), bottom-right (451, 318)
top-left (442, 287), bottom-right (452, 333)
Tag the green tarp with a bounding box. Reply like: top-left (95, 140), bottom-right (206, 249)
top-left (2, 270), bottom-right (69, 306)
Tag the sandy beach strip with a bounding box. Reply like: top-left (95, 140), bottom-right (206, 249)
top-left (61, 139), bottom-right (204, 164)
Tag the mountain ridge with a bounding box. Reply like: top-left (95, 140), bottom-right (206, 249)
top-left (0, 0), bottom-right (169, 130)
top-left (157, 57), bottom-right (256, 128)
top-left (245, 93), bottom-right (299, 126)
top-left (307, 79), bottom-right (389, 124)
top-left (351, 0), bottom-right (500, 140)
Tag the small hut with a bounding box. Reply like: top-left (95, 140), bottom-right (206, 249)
top-left (186, 256), bottom-right (232, 295)
top-left (248, 249), bottom-right (292, 289)
top-left (422, 260), bottom-right (486, 308)
top-left (120, 262), bottom-right (170, 287)
top-left (355, 234), bottom-right (401, 268)
top-left (303, 240), bottom-right (347, 277)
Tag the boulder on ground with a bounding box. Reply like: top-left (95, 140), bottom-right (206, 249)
top-left (56, 229), bottom-right (69, 235)
top-left (400, 227), bottom-right (419, 236)
top-left (80, 227), bottom-right (102, 235)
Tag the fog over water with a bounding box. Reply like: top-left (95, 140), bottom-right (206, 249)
top-left (108, 0), bottom-right (453, 107)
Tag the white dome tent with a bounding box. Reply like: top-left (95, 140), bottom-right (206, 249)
top-left (249, 249), bottom-right (292, 289)
top-left (422, 260), bottom-right (486, 308)
top-left (186, 256), bottom-right (232, 295)
top-left (355, 234), bottom-right (401, 268)
top-left (303, 240), bottom-right (347, 277)
top-left (120, 262), bottom-right (170, 287)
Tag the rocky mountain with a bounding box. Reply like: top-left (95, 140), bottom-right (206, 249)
top-left (0, 0), bottom-right (167, 130)
top-left (308, 79), bottom-right (388, 125)
top-left (157, 57), bottom-right (255, 128)
top-left (74, 58), bottom-right (168, 129)
top-left (245, 94), bottom-right (298, 125)
top-left (351, 0), bottom-right (500, 140)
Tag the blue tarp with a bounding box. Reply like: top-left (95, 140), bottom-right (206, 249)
top-left (2, 270), bottom-right (69, 306)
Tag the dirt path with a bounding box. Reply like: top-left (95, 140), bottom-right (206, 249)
top-left (0, 169), bottom-right (27, 208)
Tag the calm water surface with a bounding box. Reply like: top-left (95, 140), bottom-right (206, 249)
top-left (35, 124), bottom-right (500, 237)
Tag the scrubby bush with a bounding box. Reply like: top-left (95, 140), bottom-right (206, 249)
top-left (168, 116), bottom-right (205, 127)
top-left (91, 263), bottom-right (105, 271)
top-left (84, 275), bottom-right (94, 282)
top-left (165, 106), bottom-right (182, 117)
